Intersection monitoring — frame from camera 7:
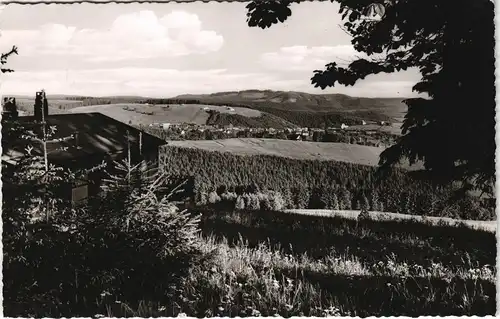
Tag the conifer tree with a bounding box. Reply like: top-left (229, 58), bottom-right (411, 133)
top-left (331, 192), bottom-right (340, 210)
top-left (371, 191), bottom-right (380, 211)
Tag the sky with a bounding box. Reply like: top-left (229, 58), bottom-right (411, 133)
top-left (0, 2), bottom-right (421, 98)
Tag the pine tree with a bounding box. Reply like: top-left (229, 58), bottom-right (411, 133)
top-left (331, 192), bottom-right (340, 210)
top-left (281, 187), bottom-right (293, 209)
top-left (339, 188), bottom-right (352, 210)
top-left (371, 191), bottom-right (380, 212)
top-left (361, 194), bottom-right (370, 211)
top-left (269, 191), bottom-right (285, 211)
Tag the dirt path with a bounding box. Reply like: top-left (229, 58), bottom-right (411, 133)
top-left (283, 209), bottom-right (497, 232)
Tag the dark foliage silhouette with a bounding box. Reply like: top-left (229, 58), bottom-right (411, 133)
top-left (246, 0), bottom-right (496, 195)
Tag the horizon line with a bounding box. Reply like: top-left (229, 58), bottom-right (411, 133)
top-left (2, 89), bottom-right (414, 100)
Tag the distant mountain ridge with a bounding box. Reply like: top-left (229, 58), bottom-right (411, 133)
top-left (172, 90), bottom-right (408, 118)
top-left (9, 90), bottom-right (408, 128)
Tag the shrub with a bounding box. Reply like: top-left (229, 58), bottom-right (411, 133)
top-left (3, 159), bottom-right (206, 317)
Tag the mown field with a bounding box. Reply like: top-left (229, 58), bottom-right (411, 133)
top-left (68, 103), bottom-right (261, 126)
top-left (168, 138), bottom-right (421, 169)
top-left (15, 98), bottom-right (82, 115)
top-left (283, 209), bottom-right (497, 232)
top-left (168, 138), bottom-right (383, 166)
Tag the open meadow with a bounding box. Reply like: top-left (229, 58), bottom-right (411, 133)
top-left (168, 138), bottom-right (385, 166)
top-left (283, 209), bottom-right (497, 232)
top-left (15, 97), bottom-right (83, 115)
top-left (68, 103), bottom-right (261, 126)
top-left (167, 138), bottom-right (423, 170)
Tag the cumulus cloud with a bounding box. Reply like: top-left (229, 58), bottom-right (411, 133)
top-left (260, 45), bottom-right (369, 71)
top-left (0, 10), bottom-right (224, 62)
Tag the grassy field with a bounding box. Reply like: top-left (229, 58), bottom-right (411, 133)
top-left (68, 103), bottom-right (261, 126)
top-left (15, 98), bottom-right (83, 115)
top-left (169, 138), bottom-right (392, 167)
top-left (283, 209), bottom-right (497, 232)
top-left (187, 208), bottom-right (495, 317)
top-left (87, 207), bottom-right (496, 317)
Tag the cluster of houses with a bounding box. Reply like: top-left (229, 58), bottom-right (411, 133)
top-left (145, 120), bottom-right (393, 144)
top-left (201, 105), bottom-right (235, 112)
top-left (148, 121), bottom-right (372, 135)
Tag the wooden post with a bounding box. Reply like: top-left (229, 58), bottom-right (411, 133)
top-left (139, 131), bottom-right (143, 156)
top-left (126, 130), bottom-right (131, 183)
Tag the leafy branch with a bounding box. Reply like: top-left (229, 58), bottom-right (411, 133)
top-left (1, 45), bottom-right (18, 73)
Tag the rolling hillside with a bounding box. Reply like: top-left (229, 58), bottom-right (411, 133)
top-left (173, 90), bottom-right (408, 116)
top-left (10, 90), bottom-right (407, 130)
top-left (167, 138), bottom-right (385, 166)
top-left (167, 138), bottom-right (423, 170)
top-left (173, 90), bottom-right (407, 129)
top-left (68, 103), bottom-right (263, 126)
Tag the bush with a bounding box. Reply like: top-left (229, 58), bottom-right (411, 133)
top-left (3, 159), bottom-right (206, 317)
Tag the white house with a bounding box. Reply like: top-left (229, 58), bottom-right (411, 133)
top-left (341, 123), bottom-right (349, 130)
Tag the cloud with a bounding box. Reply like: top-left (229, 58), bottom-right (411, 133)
top-left (260, 45), bottom-right (369, 71)
top-left (0, 10), bottom-right (224, 62)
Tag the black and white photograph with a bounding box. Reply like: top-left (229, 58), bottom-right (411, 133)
top-left (0, 0), bottom-right (497, 317)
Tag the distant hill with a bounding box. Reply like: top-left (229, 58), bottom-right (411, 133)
top-left (172, 90), bottom-right (407, 128)
top-left (9, 90), bottom-right (407, 130)
top-left (173, 90), bottom-right (408, 116)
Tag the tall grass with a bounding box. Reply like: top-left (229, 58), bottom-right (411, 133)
top-left (102, 207), bottom-right (495, 317)
top-left (5, 203), bottom-right (495, 317)
top-left (104, 230), bottom-right (495, 317)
